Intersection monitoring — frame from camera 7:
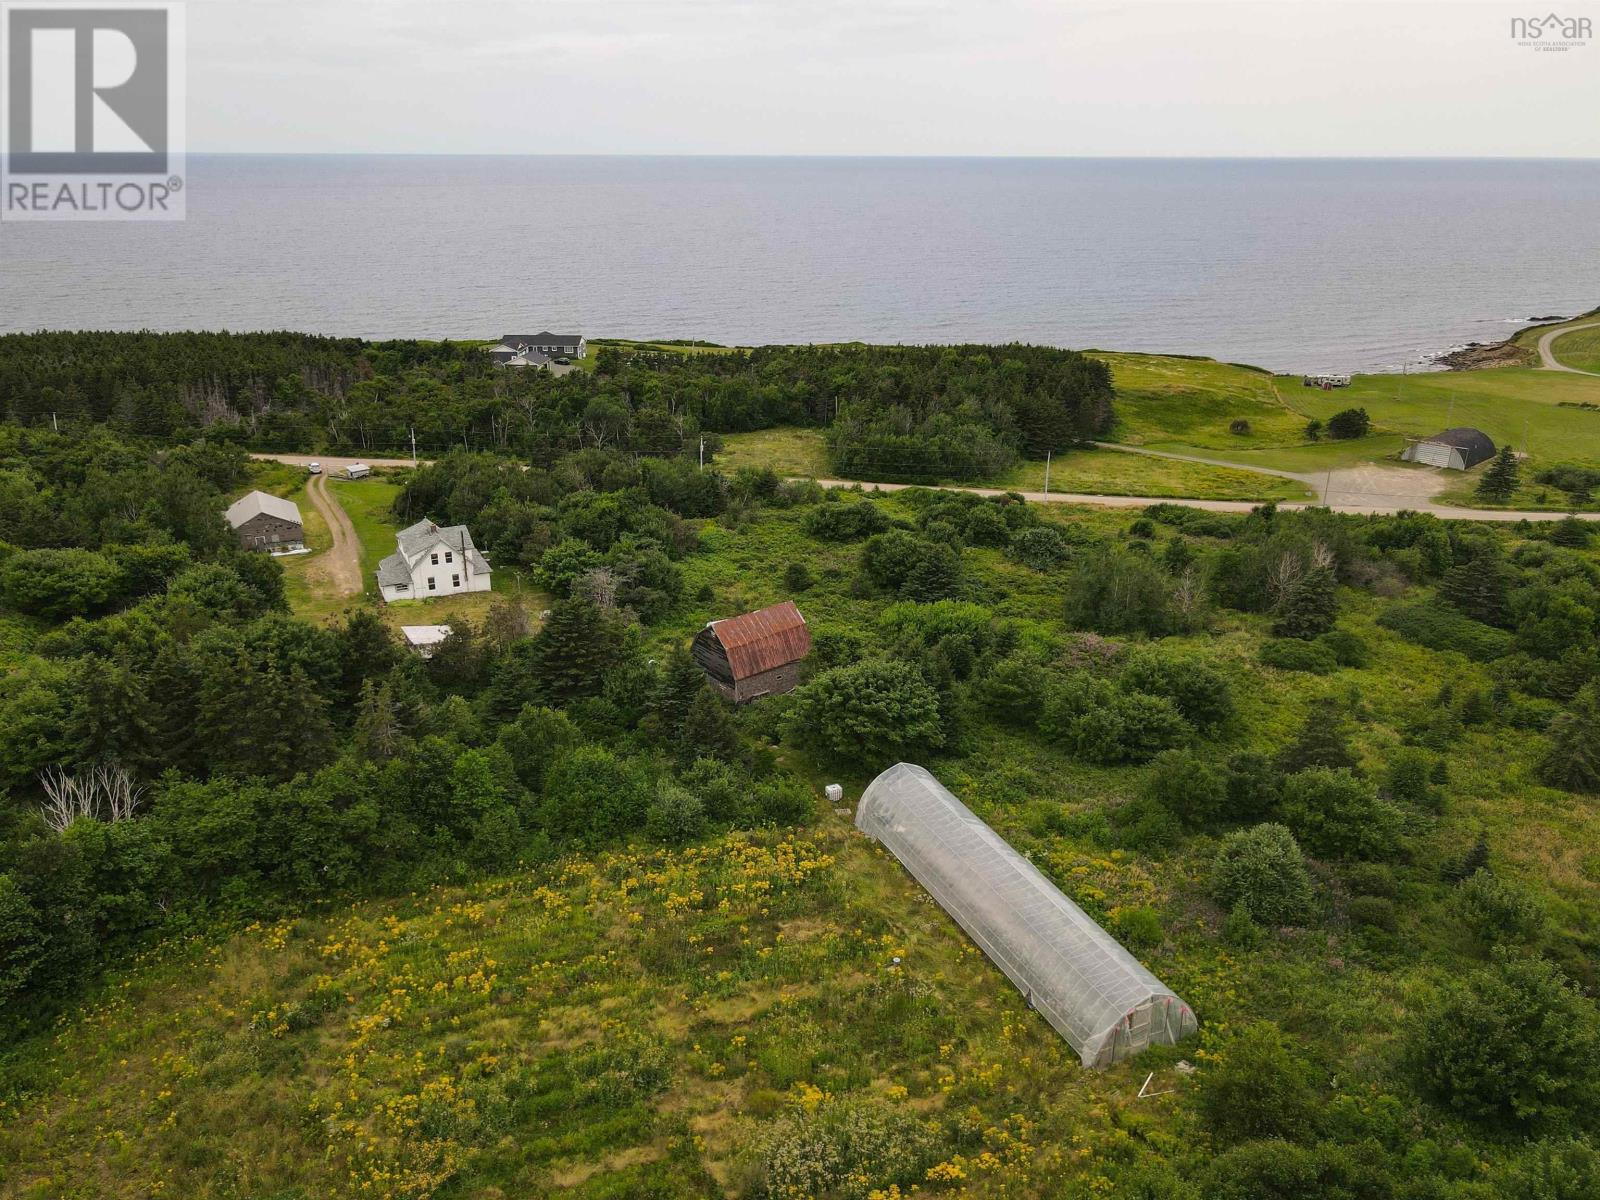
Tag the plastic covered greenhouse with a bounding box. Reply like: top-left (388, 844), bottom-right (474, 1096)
top-left (856, 763), bottom-right (1197, 1068)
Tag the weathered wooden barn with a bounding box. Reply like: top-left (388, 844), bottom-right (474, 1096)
top-left (692, 601), bottom-right (811, 703)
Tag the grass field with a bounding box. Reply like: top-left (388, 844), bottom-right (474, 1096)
top-left (716, 425), bottom-right (1312, 500)
top-left (996, 447), bottom-right (1311, 501)
top-left (1549, 326), bottom-right (1600, 374)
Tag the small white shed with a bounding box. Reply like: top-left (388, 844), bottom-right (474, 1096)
top-left (401, 624), bottom-right (453, 659)
top-left (346, 462), bottom-right (373, 479)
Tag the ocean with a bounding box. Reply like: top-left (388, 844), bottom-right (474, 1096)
top-left (2, 155), bottom-right (1597, 374)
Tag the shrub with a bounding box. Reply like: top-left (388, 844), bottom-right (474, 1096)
top-left (743, 1094), bottom-right (940, 1200)
top-left (1258, 638), bottom-right (1338, 675)
top-left (1315, 628), bottom-right (1369, 668)
top-left (1229, 418), bottom-right (1251, 435)
top-left (1279, 767), bottom-right (1403, 860)
top-left (1142, 749), bottom-right (1227, 828)
top-left (1224, 751), bottom-right (1282, 821)
top-left (1008, 526), bottom-right (1073, 571)
top-left (1212, 824), bottom-right (1315, 925)
top-left (1223, 902), bottom-right (1262, 948)
top-left (1071, 692), bottom-right (1191, 765)
top-left (1112, 905), bottom-right (1164, 948)
top-left (1377, 601), bottom-right (1513, 661)
top-left (1112, 794), bottom-right (1184, 852)
top-left (1203, 1140), bottom-right (1389, 1200)
top-left (1326, 407), bottom-right (1370, 439)
top-left (783, 561), bottom-right (814, 592)
top-left (784, 659), bottom-right (944, 766)
top-left (1383, 746), bottom-right (1435, 808)
top-left (1277, 699), bottom-right (1359, 774)
top-left (861, 531), bottom-right (962, 601)
top-left (645, 779), bottom-right (707, 845)
top-left (1064, 549), bottom-right (1182, 637)
top-left (962, 504), bottom-right (1011, 547)
top-left (1347, 895), bottom-right (1398, 932)
top-left (978, 656), bottom-right (1053, 727)
top-left (804, 500), bottom-right (890, 542)
top-left (1412, 953), bottom-right (1600, 1133)
top-left (1120, 652), bottom-right (1234, 731)
top-left (1451, 869), bottom-right (1547, 951)
top-left (1196, 1021), bottom-right (1320, 1147)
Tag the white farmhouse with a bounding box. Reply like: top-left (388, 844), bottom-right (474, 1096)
top-left (376, 519), bottom-right (492, 603)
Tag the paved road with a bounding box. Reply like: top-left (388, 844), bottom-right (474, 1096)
top-left (301, 471), bottom-right (365, 597)
top-left (1537, 321), bottom-right (1600, 376)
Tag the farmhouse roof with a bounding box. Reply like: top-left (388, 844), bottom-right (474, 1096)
top-left (706, 601), bottom-right (810, 680)
top-left (225, 490), bottom-right (302, 529)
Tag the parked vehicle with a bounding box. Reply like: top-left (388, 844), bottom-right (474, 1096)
top-left (308, 461), bottom-right (322, 474)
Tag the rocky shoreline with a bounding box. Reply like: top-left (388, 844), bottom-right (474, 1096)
top-left (1435, 308), bottom-right (1599, 371)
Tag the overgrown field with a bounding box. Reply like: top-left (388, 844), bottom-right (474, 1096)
top-left (6, 465), bottom-right (1600, 1198)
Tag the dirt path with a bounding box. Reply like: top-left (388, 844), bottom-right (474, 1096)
top-left (1537, 321), bottom-right (1600, 376)
top-left (300, 472), bottom-right (363, 597)
top-left (1088, 440), bottom-right (1312, 485)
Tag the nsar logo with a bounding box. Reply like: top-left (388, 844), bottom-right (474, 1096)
top-left (1510, 11), bottom-right (1592, 51)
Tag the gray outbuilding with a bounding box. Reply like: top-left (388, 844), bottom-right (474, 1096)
top-left (225, 490), bottom-right (305, 553)
top-left (1401, 427), bottom-right (1497, 471)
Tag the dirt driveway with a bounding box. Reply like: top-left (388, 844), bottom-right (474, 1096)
top-left (301, 472), bottom-right (363, 597)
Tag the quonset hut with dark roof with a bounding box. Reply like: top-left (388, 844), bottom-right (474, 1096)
top-left (1401, 427), bottom-right (1497, 471)
top-left (692, 601), bottom-right (811, 703)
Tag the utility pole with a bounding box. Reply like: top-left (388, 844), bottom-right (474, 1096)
top-left (410, 425), bottom-right (417, 468)
top-left (50, 411), bottom-right (58, 433)
top-left (1043, 450), bottom-right (1051, 495)
top-left (699, 437), bottom-right (705, 470)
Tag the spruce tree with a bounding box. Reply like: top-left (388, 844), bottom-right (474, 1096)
top-left (1277, 698), bottom-right (1359, 774)
top-left (1476, 446), bottom-right (1520, 503)
top-left (65, 655), bottom-right (152, 773)
top-left (1272, 564), bottom-right (1338, 639)
top-left (1437, 557), bottom-right (1507, 626)
top-left (353, 679), bottom-right (403, 763)
top-left (1541, 683), bottom-right (1600, 794)
top-left (529, 599), bottom-right (625, 702)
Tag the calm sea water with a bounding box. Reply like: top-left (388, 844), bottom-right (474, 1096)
top-left (2, 156), bottom-right (1597, 374)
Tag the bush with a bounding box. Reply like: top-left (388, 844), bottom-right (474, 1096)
top-left (1377, 602), bottom-right (1513, 661)
top-left (978, 656), bottom-right (1053, 727)
top-left (1071, 692), bottom-right (1191, 766)
top-left (1412, 953), bottom-right (1600, 1133)
top-left (860, 531), bottom-right (963, 601)
top-left (783, 561), bottom-right (814, 592)
top-left (1259, 638), bottom-right (1338, 675)
top-left (1224, 751), bottom-right (1282, 821)
top-left (1142, 749), bottom-right (1227, 828)
top-left (645, 779), bottom-right (707, 845)
top-left (1196, 1021), bottom-right (1320, 1147)
top-left (1212, 824), bottom-right (1315, 925)
top-left (1112, 905), bottom-right (1164, 948)
top-left (961, 504), bottom-right (1011, 547)
top-left (1315, 628), bottom-right (1369, 668)
top-left (804, 500), bottom-right (890, 542)
top-left (1064, 549), bottom-right (1183, 637)
top-left (1451, 869), bottom-right (1547, 951)
top-left (1279, 768), bottom-right (1403, 860)
top-left (1223, 902), bottom-right (1262, 948)
top-left (1383, 746), bottom-right (1435, 808)
top-left (1326, 407), bottom-right (1370, 439)
top-left (1120, 652), bottom-right (1234, 731)
top-left (1008, 526), bottom-right (1073, 571)
top-left (743, 1094), bottom-right (940, 1200)
top-left (784, 659), bottom-right (944, 766)
top-left (1347, 895), bottom-right (1398, 932)
top-left (1542, 683), bottom-right (1600, 794)
top-left (1229, 418), bottom-right (1251, 435)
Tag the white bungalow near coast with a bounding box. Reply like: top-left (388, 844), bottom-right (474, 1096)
top-left (376, 519), bottom-right (492, 603)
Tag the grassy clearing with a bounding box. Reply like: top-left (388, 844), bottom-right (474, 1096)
top-left (996, 448), bottom-right (1310, 501)
top-left (1091, 352), bottom-right (1310, 449)
top-left (1549, 326), bottom-right (1600, 374)
top-left (714, 428), bottom-right (831, 478)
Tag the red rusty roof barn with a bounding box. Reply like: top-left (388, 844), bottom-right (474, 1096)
top-left (692, 601), bottom-right (811, 703)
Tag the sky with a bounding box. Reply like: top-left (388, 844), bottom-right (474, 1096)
top-left (187, 0), bottom-right (1599, 156)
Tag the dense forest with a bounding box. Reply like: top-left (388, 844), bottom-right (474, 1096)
top-left (0, 331), bottom-right (1114, 481)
